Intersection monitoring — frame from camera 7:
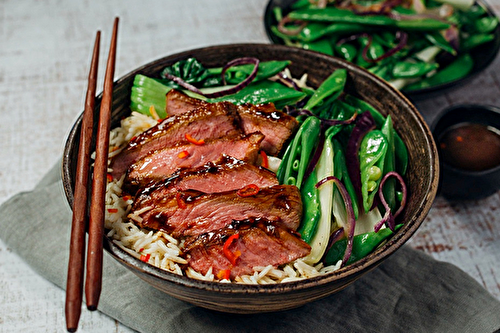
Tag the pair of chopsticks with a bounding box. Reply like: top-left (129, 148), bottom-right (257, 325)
top-left (65, 17), bottom-right (119, 333)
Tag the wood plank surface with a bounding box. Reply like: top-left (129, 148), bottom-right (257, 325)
top-left (0, 0), bottom-right (499, 331)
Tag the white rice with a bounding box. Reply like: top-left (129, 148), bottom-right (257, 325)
top-left (104, 111), bottom-right (342, 283)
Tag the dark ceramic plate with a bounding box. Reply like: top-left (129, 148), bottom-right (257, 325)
top-left (62, 44), bottom-right (439, 314)
top-left (263, 0), bottom-right (500, 100)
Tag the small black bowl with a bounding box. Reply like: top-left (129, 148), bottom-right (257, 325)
top-left (263, 0), bottom-right (500, 100)
top-left (432, 104), bottom-right (500, 201)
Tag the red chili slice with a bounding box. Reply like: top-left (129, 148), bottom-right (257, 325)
top-left (223, 233), bottom-right (241, 265)
top-left (236, 184), bottom-right (260, 197)
top-left (140, 253), bottom-right (151, 263)
top-left (185, 133), bottom-right (205, 145)
top-left (217, 269), bottom-right (231, 280)
top-left (176, 192), bottom-right (187, 209)
top-left (260, 150), bottom-right (269, 168)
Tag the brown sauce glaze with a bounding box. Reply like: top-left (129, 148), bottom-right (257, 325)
top-left (438, 123), bottom-right (500, 171)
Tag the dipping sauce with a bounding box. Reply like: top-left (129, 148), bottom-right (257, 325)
top-left (438, 123), bottom-right (500, 171)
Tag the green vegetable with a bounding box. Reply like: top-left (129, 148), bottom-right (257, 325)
top-left (304, 69), bottom-right (347, 110)
top-left (302, 134), bottom-right (335, 264)
top-left (359, 130), bottom-right (388, 213)
top-left (405, 53), bottom-right (474, 90)
top-left (381, 116), bottom-right (397, 212)
top-left (332, 139), bottom-right (359, 219)
top-left (277, 116), bottom-right (321, 189)
top-left (298, 172), bottom-right (321, 243)
top-left (391, 61), bottom-right (439, 79)
top-left (323, 224), bottom-right (402, 265)
top-left (343, 94), bottom-right (408, 175)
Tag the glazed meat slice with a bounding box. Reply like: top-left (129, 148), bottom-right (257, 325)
top-left (236, 103), bottom-right (298, 156)
top-left (183, 218), bottom-right (311, 279)
top-left (164, 89), bottom-right (298, 155)
top-left (166, 89), bottom-right (206, 116)
top-left (126, 133), bottom-right (264, 188)
top-left (110, 101), bottom-right (242, 179)
top-left (133, 155), bottom-right (279, 197)
top-left (130, 185), bottom-right (302, 237)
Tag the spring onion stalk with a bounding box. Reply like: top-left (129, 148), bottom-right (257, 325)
top-left (433, 0), bottom-right (474, 11)
top-left (353, 208), bottom-right (383, 235)
top-left (302, 135), bottom-right (334, 265)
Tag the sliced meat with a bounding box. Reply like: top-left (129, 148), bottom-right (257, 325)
top-left (183, 218), bottom-right (311, 279)
top-left (130, 185), bottom-right (302, 237)
top-left (133, 155), bottom-right (279, 197)
top-left (126, 133), bottom-right (264, 188)
top-left (111, 101), bottom-right (242, 179)
top-left (164, 89), bottom-right (298, 155)
top-left (236, 103), bottom-right (298, 156)
top-left (166, 89), bottom-right (206, 116)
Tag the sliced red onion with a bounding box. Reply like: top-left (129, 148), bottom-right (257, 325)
top-left (443, 25), bottom-right (460, 53)
top-left (285, 108), bottom-right (358, 127)
top-left (360, 31), bottom-right (408, 63)
top-left (374, 171), bottom-right (407, 232)
top-left (316, 176), bottom-right (356, 266)
top-left (346, 111), bottom-right (376, 207)
top-left (320, 227), bottom-right (344, 264)
top-left (277, 16), bottom-right (307, 36)
top-left (163, 57), bottom-right (260, 99)
top-left (351, 0), bottom-right (402, 15)
top-left (277, 71), bottom-right (302, 91)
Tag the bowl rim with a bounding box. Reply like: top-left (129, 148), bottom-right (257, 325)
top-left (262, 0), bottom-right (500, 100)
top-left (62, 43), bottom-right (439, 295)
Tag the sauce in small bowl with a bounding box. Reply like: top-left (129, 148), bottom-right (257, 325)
top-left (432, 105), bottom-right (500, 200)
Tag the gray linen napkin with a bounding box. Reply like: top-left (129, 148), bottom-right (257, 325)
top-left (1, 162), bottom-right (500, 333)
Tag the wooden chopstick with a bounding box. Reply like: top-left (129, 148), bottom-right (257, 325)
top-left (65, 31), bottom-right (100, 333)
top-left (86, 17), bottom-right (119, 311)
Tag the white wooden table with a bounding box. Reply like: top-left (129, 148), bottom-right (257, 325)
top-left (0, 1), bottom-right (499, 332)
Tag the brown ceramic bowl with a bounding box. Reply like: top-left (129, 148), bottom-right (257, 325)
top-left (62, 43), bottom-right (439, 314)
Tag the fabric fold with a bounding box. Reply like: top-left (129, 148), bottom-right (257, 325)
top-left (0, 163), bottom-right (499, 333)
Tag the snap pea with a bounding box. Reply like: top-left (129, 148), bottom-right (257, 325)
top-left (473, 16), bottom-right (499, 34)
top-left (461, 33), bottom-right (495, 51)
top-left (297, 172), bottom-right (320, 243)
top-left (343, 94), bottom-right (408, 175)
top-left (206, 60), bottom-right (291, 85)
top-left (359, 130), bottom-right (388, 213)
top-left (323, 224), bottom-right (402, 266)
top-left (405, 53), bottom-right (474, 90)
top-left (288, 7), bottom-right (450, 30)
top-left (381, 116), bottom-right (396, 212)
top-left (391, 61), bottom-right (439, 79)
top-left (424, 32), bottom-right (457, 55)
top-left (277, 116), bottom-right (322, 189)
top-left (299, 22), bottom-right (367, 42)
top-left (210, 79), bottom-right (306, 108)
top-left (335, 42), bottom-right (358, 62)
top-left (333, 139), bottom-right (360, 219)
top-left (302, 38), bottom-right (334, 55)
top-left (304, 69), bottom-right (347, 111)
